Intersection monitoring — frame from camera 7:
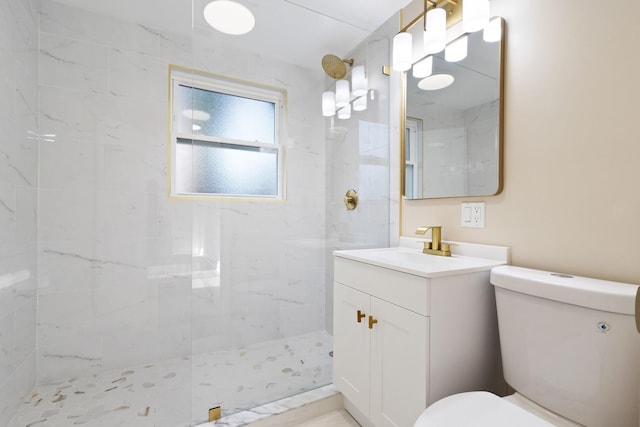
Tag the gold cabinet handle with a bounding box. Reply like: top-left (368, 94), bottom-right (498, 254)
top-left (357, 310), bottom-right (366, 323)
top-left (368, 316), bottom-right (378, 329)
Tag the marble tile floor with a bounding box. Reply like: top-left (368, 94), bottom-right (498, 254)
top-left (9, 330), bottom-right (333, 427)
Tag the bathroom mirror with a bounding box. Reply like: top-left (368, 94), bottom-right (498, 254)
top-left (402, 17), bottom-right (505, 199)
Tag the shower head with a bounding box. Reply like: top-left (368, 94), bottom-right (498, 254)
top-left (321, 54), bottom-right (354, 79)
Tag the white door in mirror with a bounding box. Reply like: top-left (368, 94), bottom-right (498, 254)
top-left (462, 202), bottom-right (485, 228)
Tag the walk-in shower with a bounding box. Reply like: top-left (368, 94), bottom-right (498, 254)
top-left (0, 0), bottom-right (392, 425)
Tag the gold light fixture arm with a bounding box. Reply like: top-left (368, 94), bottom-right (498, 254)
top-left (399, 0), bottom-right (460, 33)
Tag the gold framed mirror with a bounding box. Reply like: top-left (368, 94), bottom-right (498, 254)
top-left (401, 17), bottom-right (505, 199)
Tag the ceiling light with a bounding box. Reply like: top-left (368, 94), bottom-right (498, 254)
top-left (424, 8), bottom-right (446, 55)
top-left (392, 32), bottom-right (413, 71)
top-left (463, 0), bottom-right (490, 33)
top-left (418, 74), bottom-right (455, 91)
top-left (445, 35), bottom-right (468, 62)
top-left (412, 56), bottom-right (433, 78)
top-left (182, 109), bottom-right (211, 121)
top-left (322, 91), bottom-right (336, 117)
top-left (203, 0), bottom-right (255, 35)
top-left (192, 124), bottom-right (202, 131)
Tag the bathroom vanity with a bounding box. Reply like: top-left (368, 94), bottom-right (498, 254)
top-left (333, 238), bottom-right (509, 427)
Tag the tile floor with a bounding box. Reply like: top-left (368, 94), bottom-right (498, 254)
top-left (9, 330), bottom-right (333, 427)
top-left (209, 385), bottom-right (341, 427)
top-left (298, 410), bottom-right (360, 427)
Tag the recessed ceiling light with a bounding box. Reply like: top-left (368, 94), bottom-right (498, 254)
top-left (418, 74), bottom-right (455, 91)
top-left (204, 0), bottom-right (255, 35)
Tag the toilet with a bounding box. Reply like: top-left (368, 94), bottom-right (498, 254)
top-left (414, 265), bottom-right (640, 427)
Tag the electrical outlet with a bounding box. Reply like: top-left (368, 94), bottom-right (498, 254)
top-left (461, 202), bottom-right (485, 228)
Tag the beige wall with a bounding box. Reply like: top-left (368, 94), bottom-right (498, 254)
top-left (402, 0), bottom-right (640, 284)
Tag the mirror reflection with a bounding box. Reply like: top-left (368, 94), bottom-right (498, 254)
top-left (403, 18), bottom-right (504, 199)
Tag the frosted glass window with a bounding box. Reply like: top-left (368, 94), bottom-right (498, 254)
top-left (176, 139), bottom-right (278, 196)
top-left (405, 164), bottom-right (414, 196)
top-left (176, 85), bottom-right (276, 144)
top-left (170, 68), bottom-right (286, 199)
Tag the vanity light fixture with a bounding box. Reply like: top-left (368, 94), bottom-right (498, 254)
top-left (203, 0), bottom-right (255, 35)
top-left (321, 59), bottom-right (370, 119)
top-left (445, 35), bottom-right (467, 62)
top-left (392, 0), bottom-right (498, 90)
top-left (392, 0), bottom-right (454, 73)
top-left (335, 80), bottom-right (350, 108)
top-left (424, 7), bottom-right (446, 54)
top-left (413, 56), bottom-right (433, 78)
top-left (392, 32), bottom-right (413, 71)
top-left (353, 94), bottom-right (367, 112)
top-left (338, 103), bottom-right (352, 120)
top-left (483, 16), bottom-right (502, 42)
top-left (322, 91), bottom-right (336, 117)
top-left (463, 0), bottom-right (490, 33)
top-left (351, 65), bottom-right (368, 97)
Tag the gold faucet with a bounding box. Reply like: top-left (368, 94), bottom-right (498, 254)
top-left (415, 226), bottom-right (451, 256)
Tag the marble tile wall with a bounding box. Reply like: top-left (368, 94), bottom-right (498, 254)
top-left (31, 0), bottom-right (396, 418)
top-left (36, 0), bottom-right (195, 388)
top-left (324, 16), bottom-right (396, 332)
top-left (423, 127), bottom-right (468, 197)
top-left (0, 0), bottom-right (39, 424)
top-left (188, 30), bottom-right (328, 355)
top-left (412, 96), bottom-right (499, 198)
top-left (465, 100), bottom-right (500, 195)
top-left (0, 0), bottom-right (395, 422)
top-left (37, 3), bottom-right (329, 414)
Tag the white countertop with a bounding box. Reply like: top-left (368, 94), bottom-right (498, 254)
top-left (334, 237), bottom-right (510, 278)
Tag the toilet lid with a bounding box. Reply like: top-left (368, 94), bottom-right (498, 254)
top-left (414, 392), bottom-right (556, 427)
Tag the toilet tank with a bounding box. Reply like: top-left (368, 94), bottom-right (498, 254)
top-left (490, 266), bottom-right (640, 427)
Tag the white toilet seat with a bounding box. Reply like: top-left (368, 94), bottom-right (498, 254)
top-left (413, 391), bottom-right (557, 427)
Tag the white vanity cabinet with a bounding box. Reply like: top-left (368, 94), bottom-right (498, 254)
top-left (334, 281), bottom-right (428, 427)
top-left (333, 246), bottom-right (507, 427)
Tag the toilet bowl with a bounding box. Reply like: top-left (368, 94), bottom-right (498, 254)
top-left (413, 266), bottom-right (640, 427)
top-left (414, 391), bottom-right (585, 427)
top-left (414, 391), bottom-right (554, 427)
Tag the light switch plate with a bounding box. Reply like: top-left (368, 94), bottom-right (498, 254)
top-left (461, 202), bottom-right (485, 228)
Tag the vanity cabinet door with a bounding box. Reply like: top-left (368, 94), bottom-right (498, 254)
top-left (370, 297), bottom-right (428, 427)
top-left (333, 282), bottom-right (371, 416)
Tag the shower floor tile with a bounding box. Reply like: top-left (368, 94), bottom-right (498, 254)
top-left (9, 330), bottom-right (333, 427)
